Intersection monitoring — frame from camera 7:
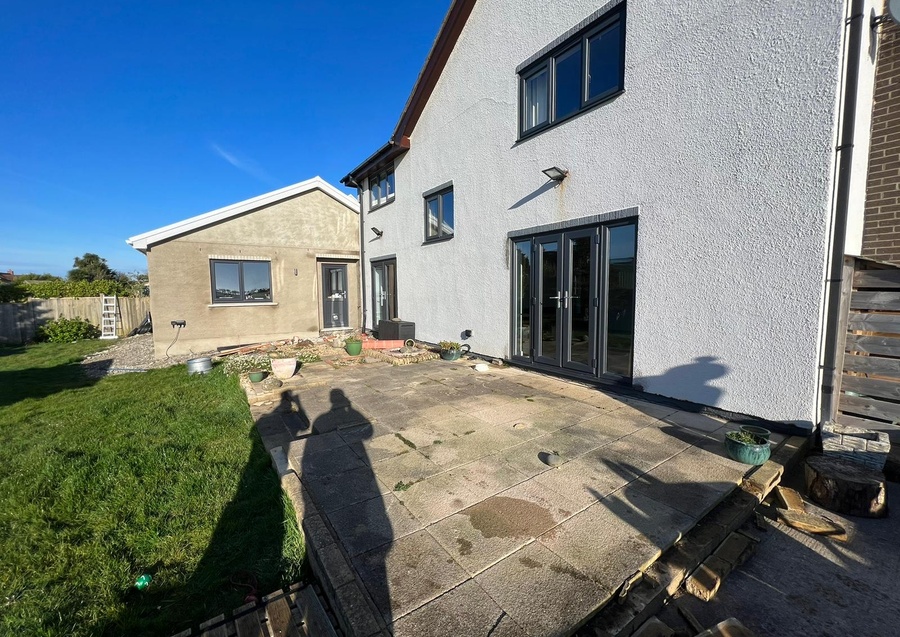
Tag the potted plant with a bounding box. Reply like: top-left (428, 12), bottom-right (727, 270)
top-left (270, 352), bottom-right (298, 379)
top-left (248, 370), bottom-right (266, 383)
top-left (439, 341), bottom-right (471, 361)
top-left (345, 335), bottom-right (363, 356)
top-left (724, 429), bottom-right (771, 466)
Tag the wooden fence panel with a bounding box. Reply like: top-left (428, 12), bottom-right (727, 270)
top-left (0, 297), bottom-right (150, 345)
top-left (836, 257), bottom-right (900, 443)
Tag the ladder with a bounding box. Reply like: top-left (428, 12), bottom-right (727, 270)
top-left (100, 294), bottom-right (118, 339)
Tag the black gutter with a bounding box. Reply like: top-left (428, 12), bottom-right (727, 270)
top-left (819, 0), bottom-right (865, 426)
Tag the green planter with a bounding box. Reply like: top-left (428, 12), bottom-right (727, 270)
top-left (724, 432), bottom-right (771, 466)
top-left (248, 370), bottom-right (266, 383)
top-left (440, 344), bottom-right (471, 361)
top-left (345, 341), bottom-right (363, 356)
top-left (739, 425), bottom-right (771, 442)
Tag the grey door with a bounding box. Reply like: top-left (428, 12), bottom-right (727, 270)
top-left (322, 264), bottom-right (349, 329)
top-left (372, 259), bottom-right (397, 325)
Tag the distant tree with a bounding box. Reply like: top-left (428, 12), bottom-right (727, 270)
top-left (68, 253), bottom-right (116, 282)
top-left (15, 272), bottom-right (62, 281)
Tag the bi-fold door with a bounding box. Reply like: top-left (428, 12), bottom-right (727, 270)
top-left (512, 221), bottom-right (636, 381)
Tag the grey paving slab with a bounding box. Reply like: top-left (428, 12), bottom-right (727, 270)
top-left (577, 409), bottom-right (655, 440)
top-left (286, 431), bottom-right (346, 458)
top-left (532, 452), bottom-right (641, 508)
top-left (338, 420), bottom-right (398, 444)
top-left (453, 457), bottom-right (528, 500)
top-left (327, 493), bottom-right (422, 556)
top-left (370, 450), bottom-right (442, 488)
top-left (427, 478), bottom-right (579, 576)
top-left (293, 444), bottom-right (367, 479)
top-left (602, 423), bottom-right (694, 467)
top-left (662, 409), bottom-right (728, 433)
top-left (391, 580), bottom-right (527, 637)
top-left (348, 433), bottom-right (414, 464)
top-left (305, 465), bottom-right (390, 513)
top-left (353, 529), bottom-right (469, 624)
top-left (538, 489), bottom-right (694, 589)
top-left (394, 470), bottom-right (485, 525)
top-left (475, 542), bottom-right (610, 637)
top-left (497, 441), bottom-right (561, 478)
top-left (418, 428), bottom-right (522, 468)
top-left (624, 457), bottom-right (738, 520)
top-left (532, 427), bottom-right (608, 460)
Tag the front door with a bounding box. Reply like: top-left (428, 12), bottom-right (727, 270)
top-left (322, 264), bottom-right (349, 329)
top-left (511, 221), bottom-right (637, 381)
top-left (371, 258), bottom-right (397, 325)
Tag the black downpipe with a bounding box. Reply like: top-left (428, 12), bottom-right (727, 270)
top-left (355, 183), bottom-right (367, 332)
top-left (820, 0), bottom-right (865, 426)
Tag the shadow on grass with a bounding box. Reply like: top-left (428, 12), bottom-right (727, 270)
top-left (0, 344), bottom-right (111, 407)
top-left (105, 430), bottom-right (303, 637)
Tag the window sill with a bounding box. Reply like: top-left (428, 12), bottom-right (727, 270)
top-left (208, 302), bottom-right (279, 308)
top-left (422, 235), bottom-right (454, 245)
top-left (369, 197), bottom-right (395, 212)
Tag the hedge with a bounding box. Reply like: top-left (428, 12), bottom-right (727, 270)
top-left (0, 280), bottom-right (139, 301)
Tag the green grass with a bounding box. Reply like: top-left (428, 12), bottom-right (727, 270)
top-left (0, 342), bottom-right (304, 636)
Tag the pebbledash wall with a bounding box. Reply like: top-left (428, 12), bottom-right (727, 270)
top-left (142, 189), bottom-right (360, 358)
top-left (359, 0), bottom-right (878, 427)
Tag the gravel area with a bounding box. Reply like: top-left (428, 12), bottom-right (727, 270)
top-left (80, 334), bottom-right (211, 378)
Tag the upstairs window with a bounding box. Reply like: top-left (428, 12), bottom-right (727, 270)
top-left (424, 186), bottom-right (454, 242)
top-left (519, 4), bottom-right (625, 137)
top-left (369, 168), bottom-right (395, 210)
top-left (210, 260), bottom-right (272, 303)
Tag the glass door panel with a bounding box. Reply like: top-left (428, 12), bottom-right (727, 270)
top-left (563, 231), bottom-right (596, 373)
top-left (371, 259), bottom-right (397, 327)
top-left (535, 237), bottom-right (561, 365)
top-left (322, 264), bottom-right (349, 329)
top-left (512, 240), bottom-right (532, 358)
top-left (604, 223), bottom-right (637, 376)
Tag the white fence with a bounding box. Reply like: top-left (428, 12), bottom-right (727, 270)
top-left (0, 297), bottom-right (151, 345)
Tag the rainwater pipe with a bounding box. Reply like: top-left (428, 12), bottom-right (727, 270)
top-left (818, 0), bottom-right (866, 427)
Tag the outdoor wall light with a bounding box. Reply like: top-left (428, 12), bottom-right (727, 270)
top-left (542, 166), bottom-right (568, 182)
top-left (371, 227), bottom-right (384, 237)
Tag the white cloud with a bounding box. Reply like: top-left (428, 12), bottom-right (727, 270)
top-left (209, 143), bottom-right (279, 186)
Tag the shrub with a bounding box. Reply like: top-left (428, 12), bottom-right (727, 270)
top-left (36, 317), bottom-right (101, 343)
top-left (221, 354), bottom-right (272, 376)
top-left (0, 282), bottom-right (28, 303)
top-left (23, 280), bottom-right (129, 299)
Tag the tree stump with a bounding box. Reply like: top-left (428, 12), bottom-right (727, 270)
top-left (804, 455), bottom-right (887, 518)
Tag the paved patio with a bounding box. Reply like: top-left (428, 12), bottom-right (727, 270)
top-left (250, 358), bottom-right (781, 637)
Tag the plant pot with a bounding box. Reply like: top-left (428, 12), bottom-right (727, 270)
top-left (739, 425), bottom-right (771, 442)
top-left (724, 432), bottom-right (771, 466)
top-left (345, 341), bottom-right (363, 356)
top-left (440, 344), bottom-right (471, 361)
top-left (270, 357), bottom-right (297, 379)
top-left (248, 370), bottom-right (266, 383)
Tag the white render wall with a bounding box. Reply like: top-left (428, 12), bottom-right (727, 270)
top-left (361, 0), bottom-right (874, 426)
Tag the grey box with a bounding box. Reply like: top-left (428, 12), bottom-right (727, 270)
top-left (378, 320), bottom-right (415, 340)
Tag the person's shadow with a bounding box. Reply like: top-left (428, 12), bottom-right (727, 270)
top-left (300, 388), bottom-right (392, 631)
top-left (635, 356), bottom-right (728, 409)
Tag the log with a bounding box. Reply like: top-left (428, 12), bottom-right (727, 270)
top-left (804, 455), bottom-right (887, 518)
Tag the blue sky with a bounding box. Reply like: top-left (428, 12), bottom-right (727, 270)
top-left (0, 1), bottom-right (450, 277)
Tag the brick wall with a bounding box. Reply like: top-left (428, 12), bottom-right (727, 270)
top-left (864, 18), bottom-right (900, 264)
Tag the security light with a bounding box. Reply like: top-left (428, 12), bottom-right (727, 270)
top-left (542, 166), bottom-right (568, 182)
top-left (371, 227), bottom-right (384, 237)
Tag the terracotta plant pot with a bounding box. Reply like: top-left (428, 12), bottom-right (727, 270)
top-left (270, 357), bottom-right (297, 379)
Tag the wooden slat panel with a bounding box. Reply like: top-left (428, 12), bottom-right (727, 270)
top-left (836, 413), bottom-right (900, 443)
top-left (234, 610), bottom-right (265, 637)
top-left (842, 374), bottom-right (900, 400)
top-left (839, 394), bottom-right (900, 422)
top-left (200, 624), bottom-right (227, 637)
top-left (854, 268), bottom-right (900, 289)
top-left (845, 334), bottom-right (900, 357)
top-left (847, 312), bottom-right (900, 334)
top-left (294, 586), bottom-right (338, 637)
top-left (850, 291), bottom-right (900, 311)
top-left (265, 594), bottom-right (302, 637)
top-left (843, 353), bottom-right (900, 379)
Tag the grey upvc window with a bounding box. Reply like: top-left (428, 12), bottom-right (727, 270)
top-left (210, 260), bottom-right (272, 303)
top-left (424, 187), bottom-right (454, 242)
top-left (369, 168), bottom-right (395, 210)
top-left (519, 4), bottom-right (625, 137)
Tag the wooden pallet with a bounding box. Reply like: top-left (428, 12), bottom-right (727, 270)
top-left (172, 584), bottom-right (340, 637)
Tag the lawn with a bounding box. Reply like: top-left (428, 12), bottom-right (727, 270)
top-left (0, 341), bottom-right (303, 636)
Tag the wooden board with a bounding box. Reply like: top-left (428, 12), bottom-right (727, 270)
top-left (294, 586), bottom-right (338, 637)
top-left (234, 610), bottom-right (265, 637)
top-left (841, 374), bottom-right (900, 400)
top-left (850, 291), bottom-right (900, 311)
top-left (840, 394), bottom-right (900, 422)
top-left (842, 353), bottom-right (900, 379)
top-left (847, 311), bottom-right (900, 334)
top-left (845, 333), bottom-right (900, 357)
top-left (200, 624), bottom-right (228, 637)
top-left (854, 269), bottom-right (900, 289)
top-left (266, 594), bottom-right (302, 637)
